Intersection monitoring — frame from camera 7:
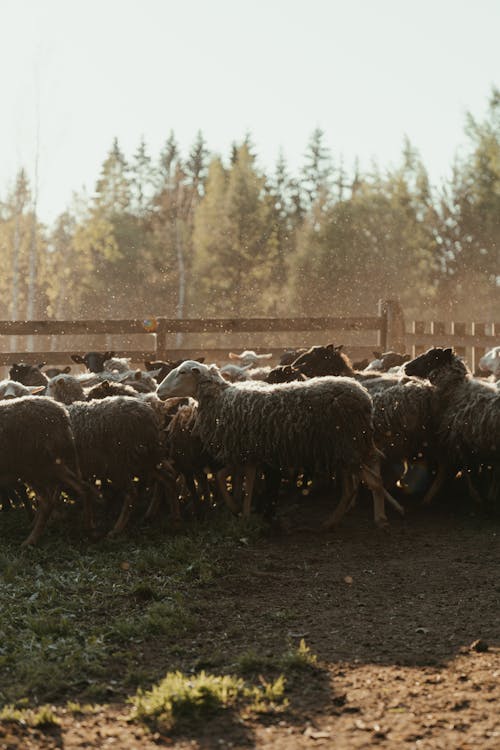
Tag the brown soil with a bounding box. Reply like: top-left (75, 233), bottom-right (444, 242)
top-left (1, 502), bottom-right (499, 749)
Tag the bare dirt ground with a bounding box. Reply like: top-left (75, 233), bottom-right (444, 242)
top-left (1, 499), bottom-right (499, 749)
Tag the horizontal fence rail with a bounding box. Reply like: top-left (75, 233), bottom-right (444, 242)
top-left (0, 302), bottom-right (497, 373)
top-left (0, 310), bottom-right (389, 369)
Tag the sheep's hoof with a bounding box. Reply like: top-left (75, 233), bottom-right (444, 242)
top-left (20, 537), bottom-right (36, 548)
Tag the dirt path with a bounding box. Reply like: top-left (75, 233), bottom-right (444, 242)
top-left (1, 504), bottom-right (499, 749)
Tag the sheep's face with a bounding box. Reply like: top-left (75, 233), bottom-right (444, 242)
top-left (266, 365), bottom-right (306, 384)
top-left (404, 347), bottom-right (455, 379)
top-left (229, 350), bottom-right (272, 367)
top-left (0, 380), bottom-right (44, 399)
top-left (279, 348), bottom-right (307, 366)
top-left (292, 344), bottom-right (351, 377)
top-left (157, 361), bottom-right (212, 399)
top-left (71, 351), bottom-right (115, 373)
top-left (9, 362), bottom-right (47, 386)
top-left (479, 347), bottom-right (500, 376)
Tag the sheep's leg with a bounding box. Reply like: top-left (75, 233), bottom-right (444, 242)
top-left (152, 468), bottom-right (181, 527)
top-left (242, 464), bottom-right (257, 517)
top-left (215, 467), bottom-right (240, 514)
top-left (232, 466), bottom-right (244, 507)
top-left (465, 471), bottom-right (483, 505)
top-left (422, 461), bottom-right (448, 505)
top-left (21, 490), bottom-right (58, 547)
top-left (109, 487), bottom-right (135, 536)
top-left (55, 464), bottom-right (98, 532)
top-left (145, 481), bottom-right (161, 520)
top-left (362, 458), bottom-right (404, 520)
top-left (322, 472), bottom-right (358, 530)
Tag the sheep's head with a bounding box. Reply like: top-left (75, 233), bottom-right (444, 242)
top-left (157, 360), bottom-right (219, 399)
top-left (479, 347), bottom-right (500, 376)
top-left (71, 351), bottom-right (115, 373)
top-left (404, 347), bottom-right (455, 380)
top-left (9, 362), bottom-right (48, 386)
top-left (229, 350), bottom-right (272, 367)
top-left (265, 364), bottom-right (307, 384)
top-left (292, 344), bottom-right (352, 378)
top-left (0, 380), bottom-right (44, 400)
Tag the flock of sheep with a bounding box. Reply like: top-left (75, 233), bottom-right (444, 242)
top-left (0, 342), bottom-right (499, 546)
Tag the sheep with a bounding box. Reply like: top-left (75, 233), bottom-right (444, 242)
top-left (46, 374), bottom-right (87, 404)
top-left (86, 380), bottom-right (139, 400)
top-left (145, 358), bottom-right (205, 384)
top-left (479, 346), bottom-right (500, 379)
top-left (67, 396), bottom-right (177, 534)
top-left (279, 348), bottom-right (308, 366)
top-left (365, 351), bottom-right (411, 372)
top-left (0, 396), bottom-right (89, 545)
top-left (157, 361), bottom-right (403, 528)
top-left (404, 347), bottom-right (500, 505)
top-left (103, 356), bottom-right (133, 374)
top-left (228, 350), bottom-right (273, 367)
top-left (9, 362), bottom-right (49, 389)
top-left (265, 365), bottom-right (307, 384)
top-left (71, 351), bottom-right (115, 373)
top-left (291, 344), bottom-right (398, 387)
top-left (0, 380), bottom-right (44, 399)
top-left (43, 365), bottom-right (72, 379)
top-left (288, 345), bottom-right (438, 498)
top-left (220, 363), bottom-right (252, 382)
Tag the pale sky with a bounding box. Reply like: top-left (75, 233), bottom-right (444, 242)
top-left (1, 0), bottom-right (499, 223)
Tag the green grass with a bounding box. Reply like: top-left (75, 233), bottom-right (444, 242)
top-left (0, 508), bottom-right (318, 732)
top-left (235, 639), bottom-right (318, 675)
top-left (129, 670), bottom-right (287, 731)
top-left (0, 510), bottom-right (250, 707)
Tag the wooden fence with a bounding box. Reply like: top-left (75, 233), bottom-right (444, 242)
top-left (0, 300), bottom-right (497, 371)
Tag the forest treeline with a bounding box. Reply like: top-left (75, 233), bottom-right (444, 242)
top-left (1, 89), bottom-right (499, 323)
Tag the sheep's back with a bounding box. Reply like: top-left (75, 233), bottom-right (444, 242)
top-left (197, 376), bottom-right (373, 472)
top-left (69, 396), bottom-right (161, 483)
top-left (0, 396), bottom-right (77, 485)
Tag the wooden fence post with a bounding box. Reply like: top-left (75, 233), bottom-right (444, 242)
top-left (379, 299), bottom-right (405, 353)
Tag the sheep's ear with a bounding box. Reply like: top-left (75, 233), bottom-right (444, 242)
top-left (373, 351), bottom-right (382, 359)
top-left (443, 347), bottom-right (453, 359)
top-left (63, 366), bottom-right (72, 374)
top-left (334, 345), bottom-right (344, 352)
top-left (71, 354), bottom-right (84, 364)
top-left (28, 385), bottom-right (45, 394)
top-left (104, 351), bottom-right (115, 360)
top-left (228, 352), bottom-right (239, 360)
top-left (191, 366), bottom-right (201, 375)
top-left (326, 343), bottom-right (335, 351)
top-left (101, 380), bottom-right (110, 387)
top-left (37, 362), bottom-right (46, 369)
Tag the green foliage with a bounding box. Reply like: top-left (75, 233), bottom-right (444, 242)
top-left (2, 94), bottom-right (500, 322)
top-left (129, 670), bottom-right (287, 730)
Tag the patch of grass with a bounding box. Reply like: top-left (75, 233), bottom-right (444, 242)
top-left (235, 640), bottom-right (318, 676)
top-left (0, 704), bottom-right (60, 728)
top-left (0, 513), bottom-right (251, 706)
top-left (279, 639), bottom-right (318, 671)
top-left (129, 670), bottom-right (287, 731)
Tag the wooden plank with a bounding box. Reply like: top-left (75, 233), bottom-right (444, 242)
top-left (0, 350), bottom-right (156, 367)
top-left (406, 332), bottom-right (496, 347)
top-left (0, 345), bottom-right (382, 369)
top-left (0, 319), bottom-right (157, 336)
top-left (430, 321), bottom-right (446, 335)
top-left (156, 316), bottom-right (384, 334)
top-left (451, 322), bottom-right (467, 358)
